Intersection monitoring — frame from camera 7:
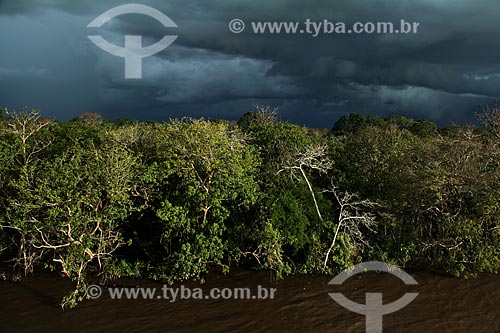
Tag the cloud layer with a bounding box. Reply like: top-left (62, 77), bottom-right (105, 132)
top-left (1, 0), bottom-right (499, 126)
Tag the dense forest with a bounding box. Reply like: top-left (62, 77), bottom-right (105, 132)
top-left (1, 106), bottom-right (499, 307)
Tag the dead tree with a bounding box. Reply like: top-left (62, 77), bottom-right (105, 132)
top-left (4, 107), bottom-right (52, 165)
top-left (278, 144), bottom-right (333, 221)
top-left (323, 184), bottom-right (379, 267)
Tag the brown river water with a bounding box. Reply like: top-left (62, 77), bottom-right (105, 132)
top-left (0, 269), bottom-right (499, 332)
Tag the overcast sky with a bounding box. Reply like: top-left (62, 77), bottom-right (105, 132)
top-left (1, 0), bottom-right (499, 127)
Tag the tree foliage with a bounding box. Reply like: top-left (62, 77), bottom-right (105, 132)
top-left (0, 107), bottom-right (499, 308)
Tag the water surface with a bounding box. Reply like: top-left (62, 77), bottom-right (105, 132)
top-left (1, 269), bottom-right (499, 332)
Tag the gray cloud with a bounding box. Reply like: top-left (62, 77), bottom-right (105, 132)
top-left (1, 0), bottom-right (499, 126)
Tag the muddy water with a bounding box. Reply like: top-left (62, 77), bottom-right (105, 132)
top-left (0, 269), bottom-right (499, 332)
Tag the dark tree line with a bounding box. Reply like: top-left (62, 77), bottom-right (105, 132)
top-left (1, 106), bottom-right (499, 307)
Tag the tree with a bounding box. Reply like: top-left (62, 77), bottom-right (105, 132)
top-left (323, 185), bottom-right (378, 267)
top-left (476, 105), bottom-right (500, 138)
top-left (4, 107), bottom-right (52, 166)
top-left (386, 115), bottom-right (415, 129)
top-left (79, 112), bottom-right (103, 126)
top-left (1, 108), bottom-right (53, 274)
top-left (278, 144), bottom-right (333, 222)
top-left (137, 119), bottom-right (260, 282)
top-left (410, 120), bottom-right (438, 137)
top-left (332, 113), bottom-right (367, 135)
top-left (5, 140), bottom-right (140, 307)
top-left (238, 105), bottom-right (279, 129)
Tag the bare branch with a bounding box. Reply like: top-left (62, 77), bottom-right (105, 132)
top-left (323, 184), bottom-right (379, 267)
top-left (278, 144), bottom-right (333, 222)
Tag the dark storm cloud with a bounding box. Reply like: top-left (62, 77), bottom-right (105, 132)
top-left (1, 0), bottom-right (499, 126)
top-left (0, 0), bottom-right (108, 16)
